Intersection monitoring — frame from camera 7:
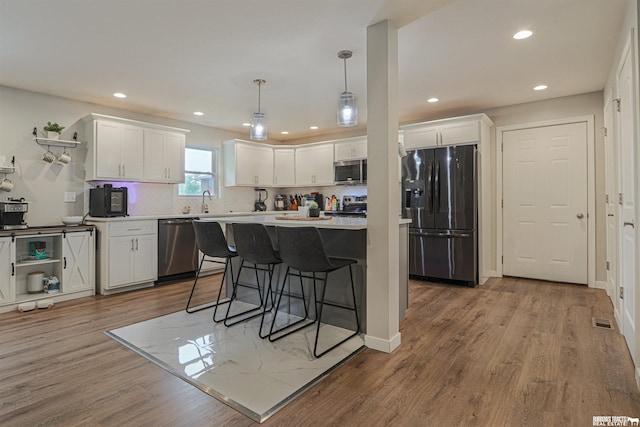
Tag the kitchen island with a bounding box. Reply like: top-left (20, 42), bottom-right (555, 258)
top-left (201, 214), bottom-right (410, 335)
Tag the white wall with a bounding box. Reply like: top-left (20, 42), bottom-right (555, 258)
top-left (0, 85), bottom-right (257, 225)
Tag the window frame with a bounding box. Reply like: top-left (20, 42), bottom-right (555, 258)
top-left (179, 145), bottom-right (219, 197)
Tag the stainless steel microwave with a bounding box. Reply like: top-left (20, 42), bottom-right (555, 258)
top-left (334, 159), bottom-right (367, 184)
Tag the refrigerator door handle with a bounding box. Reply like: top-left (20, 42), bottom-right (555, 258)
top-left (434, 159), bottom-right (440, 213)
top-left (426, 160), bottom-right (433, 213)
top-left (409, 230), bottom-right (472, 238)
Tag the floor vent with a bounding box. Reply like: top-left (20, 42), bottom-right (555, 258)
top-left (592, 317), bottom-right (615, 330)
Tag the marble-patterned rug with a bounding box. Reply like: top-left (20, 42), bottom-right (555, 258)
top-left (106, 302), bottom-right (363, 423)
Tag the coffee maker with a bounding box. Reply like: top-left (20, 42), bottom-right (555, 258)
top-left (0, 198), bottom-right (28, 230)
top-left (254, 188), bottom-right (268, 211)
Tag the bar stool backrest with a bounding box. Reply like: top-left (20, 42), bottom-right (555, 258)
top-left (192, 220), bottom-right (235, 258)
top-left (232, 223), bottom-right (280, 265)
top-left (276, 226), bottom-right (333, 273)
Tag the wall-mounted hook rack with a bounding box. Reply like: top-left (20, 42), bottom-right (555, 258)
top-left (33, 127), bottom-right (82, 148)
top-left (0, 156), bottom-right (16, 175)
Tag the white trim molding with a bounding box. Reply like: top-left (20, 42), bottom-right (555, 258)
top-left (365, 332), bottom-right (402, 353)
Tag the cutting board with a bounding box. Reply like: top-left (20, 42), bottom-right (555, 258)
top-left (275, 216), bottom-right (333, 221)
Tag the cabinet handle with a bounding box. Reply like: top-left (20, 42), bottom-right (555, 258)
top-left (167, 168), bottom-right (170, 179)
top-left (119, 164), bottom-right (122, 176)
top-left (11, 262), bottom-right (14, 276)
top-left (136, 238), bottom-right (139, 250)
top-left (131, 238), bottom-right (135, 250)
top-left (123, 164), bottom-right (126, 177)
top-left (63, 257), bottom-right (67, 269)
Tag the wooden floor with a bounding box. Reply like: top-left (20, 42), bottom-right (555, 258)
top-left (1, 276), bottom-right (639, 426)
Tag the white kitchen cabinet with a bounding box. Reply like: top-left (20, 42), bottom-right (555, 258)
top-left (93, 120), bottom-right (144, 180)
top-left (295, 143), bottom-right (334, 186)
top-left (83, 114), bottom-right (189, 183)
top-left (334, 137), bottom-right (367, 161)
top-left (93, 220), bottom-right (158, 294)
top-left (402, 117), bottom-right (480, 150)
top-left (273, 148), bottom-right (295, 186)
top-left (62, 231), bottom-right (94, 293)
top-left (223, 139), bottom-right (274, 186)
top-left (0, 228), bottom-right (96, 313)
top-left (144, 129), bottom-right (185, 183)
top-left (0, 237), bottom-right (15, 305)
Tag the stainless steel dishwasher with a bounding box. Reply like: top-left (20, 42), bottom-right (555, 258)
top-left (157, 218), bottom-right (199, 282)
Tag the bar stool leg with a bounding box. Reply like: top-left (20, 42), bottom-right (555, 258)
top-left (223, 260), bottom-right (269, 327)
top-left (313, 265), bottom-right (360, 358)
top-left (212, 257), bottom-right (236, 322)
top-left (268, 267), bottom-right (314, 342)
top-left (187, 255), bottom-right (233, 314)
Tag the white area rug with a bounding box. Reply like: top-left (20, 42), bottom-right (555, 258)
top-left (106, 302), bottom-right (363, 423)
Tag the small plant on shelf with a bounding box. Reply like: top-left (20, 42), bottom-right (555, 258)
top-left (308, 201), bottom-right (320, 217)
top-left (43, 122), bottom-right (65, 139)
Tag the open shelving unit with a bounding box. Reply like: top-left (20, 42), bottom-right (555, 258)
top-left (32, 127), bottom-right (82, 149)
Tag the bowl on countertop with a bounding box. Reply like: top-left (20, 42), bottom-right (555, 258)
top-left (62, 216), bottom-right (84, 225)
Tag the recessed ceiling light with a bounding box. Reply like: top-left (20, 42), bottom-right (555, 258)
top-left (113, 92), bottom-right (127, 99)
top-left (281, 131), bottom-right (289, 135)
top-left (242, 122), bottom-right (251, 127)
top-left (513, 30), bottom-right (533, 40)
top-left (193, 111), bottom-right (204, 116)
top-left (427, 97), bottom-right (439, 103)
top-left (310, 126), bottom-right (319, 130)
top-left (533, 84), bottom-right (548, 91)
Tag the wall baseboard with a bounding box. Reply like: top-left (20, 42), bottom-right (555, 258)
top-left (364, 332), bottom-right (401, 353)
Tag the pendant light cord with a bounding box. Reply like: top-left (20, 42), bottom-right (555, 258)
top-left (257, 81), bottom-right (261, 114)
top-left (343, 58), bottom-right (348, 93)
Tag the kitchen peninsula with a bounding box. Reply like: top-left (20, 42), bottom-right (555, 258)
top-left (202, 214), bottom-right (411, 334)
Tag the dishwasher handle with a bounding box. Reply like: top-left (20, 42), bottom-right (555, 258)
top-left (159, 218), bottom-right (198, 225)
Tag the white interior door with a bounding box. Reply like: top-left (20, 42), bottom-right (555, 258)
top-left (604, 96), bottom-right (620, 321)
top-left (617, 39), bottom-right (637, 364)
top-left (503, 122), bottom-right (588, 284)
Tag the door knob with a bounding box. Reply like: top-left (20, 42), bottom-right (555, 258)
top-left (576, 213), bottom-right (584, 219)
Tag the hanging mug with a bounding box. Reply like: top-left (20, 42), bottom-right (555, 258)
top-left (57, 152), bottom-right (71, 164)
top-left (0, 178), bottom-right (13, 192)
top-left (41, 150), bottom-right (55, 163)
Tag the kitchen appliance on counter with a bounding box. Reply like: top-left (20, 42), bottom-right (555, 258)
top-left (274, 194), bottom-right (288, 211)
top-left (254, 188), bottom-right (268, 211)
top-left (157, 218), bottom-right (199, 282)
top-left (334, 159), bottom-right (367, 184)
top-left (402, 145), bottom-right (477, 286)
top-left (0, 198), bottom-right (28, 230)
top-left (323, 195), bottom-right (367, 217)
top-left (89, 184), bottom-right (128, 217)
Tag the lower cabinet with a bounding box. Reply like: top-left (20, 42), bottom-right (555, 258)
top-left (92, 220), bottom-right (158, 294)
top-left (0, 228), bottom-right (95, 313)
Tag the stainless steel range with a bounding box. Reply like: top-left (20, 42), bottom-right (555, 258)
top-left (0, 199), bottom-right (28, 230)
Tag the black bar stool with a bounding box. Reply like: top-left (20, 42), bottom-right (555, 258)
top-left (185, 221), bottom-right (237, 318)
top-left (225, 223), bottom-right (282, 335)
top-left (271, 226), bottom-right (360, 358)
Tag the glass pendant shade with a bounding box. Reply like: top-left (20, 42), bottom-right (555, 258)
top-left (338, 91), bottom-right (357, 127)
top-left (250, 112), bottom-right (267, 140)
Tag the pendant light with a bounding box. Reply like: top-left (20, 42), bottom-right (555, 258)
top-left (250, 79), bottom-right (267, 140)
top-left (337, 50), bottom-right (357, 127)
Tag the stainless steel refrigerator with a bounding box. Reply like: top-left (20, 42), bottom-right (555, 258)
top-left (402, 145), bottom-right (477, 285)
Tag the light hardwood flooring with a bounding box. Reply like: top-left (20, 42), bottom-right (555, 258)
top-left (1, 276), bottom-right (639, 426)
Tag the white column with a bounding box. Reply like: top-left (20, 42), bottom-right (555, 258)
top-left (365, 20), bottom-right (401, 353)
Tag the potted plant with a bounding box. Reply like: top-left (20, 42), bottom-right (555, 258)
top-left (43, 121), bottom-right (65, 139)
top-left (308, 201), bottom-right (320, 217)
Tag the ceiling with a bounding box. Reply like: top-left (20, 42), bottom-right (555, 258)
top-left (0, 0), bottom-right (629, 142)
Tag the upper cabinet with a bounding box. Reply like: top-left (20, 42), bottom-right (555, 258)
top-left (402, 114), bottom-right (491, 150)
top-left (223, 139), bottom-right (274, 187)
top-left (295, 144), bottom-right (334, 186)
top-left (273, 148), bottom-right (295, 187)
top-left (82, 114), bottom-right (189, 182)
top-left (144, 129), bottom-right (185, 183)
top-left (334, 137), bottom-right (367, 161)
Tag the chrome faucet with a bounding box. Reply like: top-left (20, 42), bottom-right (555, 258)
top-left (202, 190), bottom-right (211, 213)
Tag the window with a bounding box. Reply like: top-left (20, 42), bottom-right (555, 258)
top-left (179, 146), bottom-right (218, 196)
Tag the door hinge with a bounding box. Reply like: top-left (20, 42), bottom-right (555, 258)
top-left (606, 261), bottom-right (610, 271)
top-left (619, 193), bottom-right (623, 205)
top-left (501, 255), bottom-right (504, 264)
top-left (603, 126), bottom-right (608, 137)
top-left (614, 98), bottom-right (621, 112)
top-left (620, 286), bottom-right (624, 299)
top-left (605, 194), bottom-right (609, 203)
top-left (501, 199), bottom-right (503, 208)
